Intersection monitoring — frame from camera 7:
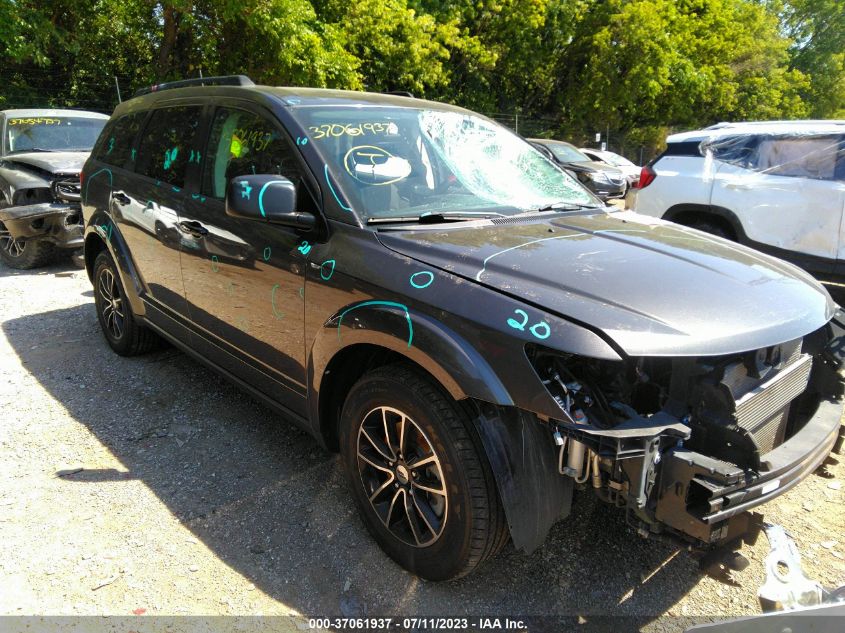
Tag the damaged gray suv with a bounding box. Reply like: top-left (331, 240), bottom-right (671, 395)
top-left (0, 109), bottom-right (108, 268)
top-left (82, 78), bottom-right (845, 580)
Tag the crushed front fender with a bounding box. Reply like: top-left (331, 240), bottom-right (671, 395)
top-left (0, 202), bottom-right (83, 248)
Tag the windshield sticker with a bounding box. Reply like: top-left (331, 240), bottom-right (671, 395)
top-left (409, 271), bottom-right (434, 289)
top-left (324, 164), bottom-right (352, 212)
top-left (308, 122), bottom-right (398, 140)
top-left (320, 259), bottom-right (336, 281)
top-left (337, 300), bottom-right (413, 348)
top-left (344, 146), bottom-right (411, 186)
top-left (8, 118), bottom-right (62, 126)
top-left (506, 309), bottom-right (551, 340)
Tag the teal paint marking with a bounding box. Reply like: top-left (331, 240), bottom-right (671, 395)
top-left (298, 287), bottom-right (304, 300)
top-left (337, 301), bottom-right (413, 348)
top-left (163, 147), bottom-right (178, 170)
top-left (257, 180), bottom-right (290, 219)
top-left (131, 149), bottom-right (136, 162)
top-left (189, 149), bottom-right (195, 163)
top-left (296, 137), bottom-right (308, 146)
top-left (270, 284), bottom-right (285, 319)
top-left (297, 241), bottom-right (311, 256)
top-left (506, 309), bottom-right (551, 340)
top-left (409, 270), bottom-right (434, 289)
top-left (211, 255), bottom-right (219, 273)
top-left (320, 259), bottom-right (336, 281)
top-left (240, 180), bottom-right (252, 200)
top-left (172, 186), bottom-right (180, 193)
top-left (530, 321), bottom-right (551, 340)
top-left (263, 246), bottom-right (271, 261)
top-left (507, 309), bottom-right (529, 331)
top-left (475, 234), bottom-right (582, 281)
top-left (324, 164), bottom-right (352, 212)
top-left (106, 137), bottom-right (115, 154)
top-left (195, 151), bottom-right (201, 163)
top-left (98, 223), bottom-right (113, 242)
top-left (83, 167), bottom-right (112, 205)
top-left (143, 200), bottom-right (154, 213)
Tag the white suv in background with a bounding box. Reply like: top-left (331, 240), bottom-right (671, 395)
top-left (628, 121), bottom-right (845, 286)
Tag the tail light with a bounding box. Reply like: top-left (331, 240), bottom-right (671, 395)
top-left (636, 165), bottom-right (656, 188)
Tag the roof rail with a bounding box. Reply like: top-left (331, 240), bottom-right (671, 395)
top-left (385, 90), bottom-right (414, 98)
top-left (133, 75), bottom-right (254, 98)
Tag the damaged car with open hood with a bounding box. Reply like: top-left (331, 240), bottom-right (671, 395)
top-left (81, 79), bottom-right (845, 581)
top-left (0, 109), bottom-right (108, 268)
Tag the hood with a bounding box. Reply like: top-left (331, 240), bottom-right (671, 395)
top-left (562, 160), bottom-right (623, 175)
top-left (376, 211), bottom-right (834, 357)
top-left (5, 152), bottom-right (88, 175)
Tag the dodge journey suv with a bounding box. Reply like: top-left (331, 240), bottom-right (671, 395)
top-left (82, 77), bottom-right (845, 580)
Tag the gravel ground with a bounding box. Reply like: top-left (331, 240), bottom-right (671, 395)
top-left (0, 258), bottom-right (843, 632)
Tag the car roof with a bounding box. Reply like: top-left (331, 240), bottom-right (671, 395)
top-left (1, 108), bottom-right (110, 119)
top-left (667, 120), bottom-right (845, 144)
top-left (113, 84), bottom-right (480, 118)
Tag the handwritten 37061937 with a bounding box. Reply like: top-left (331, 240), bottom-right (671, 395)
top-left (308, 122), bottom-right (397, 140)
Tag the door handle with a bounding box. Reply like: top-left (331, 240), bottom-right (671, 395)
top-left (112, 191), bottom-right (131, 205)
top-left (177, 220), bottom-right (209, 237)
top-left (726, 183), bottom-right (752, 190)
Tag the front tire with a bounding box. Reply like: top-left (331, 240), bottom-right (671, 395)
top-left (93, 251), bottom-right (161, 356)
top-left (0, 225), bottom-right (56, 269)
top-left (340, 363), bottom-right (509, 580)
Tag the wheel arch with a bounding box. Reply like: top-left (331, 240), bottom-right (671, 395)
top-left (308, 306), bottom-right (515, 451)
top-left (663, 203), bottom-right (745, 241)
top-left (84, 222), bottom-right (146, 318)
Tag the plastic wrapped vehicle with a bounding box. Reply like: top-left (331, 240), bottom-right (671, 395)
top-left (627, 121), bottom-right (845, 289)
top-left (0, 109), bottom-right (108, 268)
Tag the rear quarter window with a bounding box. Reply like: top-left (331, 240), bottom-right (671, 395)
top-left (91, 112), bottom-right (145, 168)
top-left (135, 106), bottom-right (203, 187)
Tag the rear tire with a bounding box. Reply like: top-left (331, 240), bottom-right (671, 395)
top-left (340, 363), bottom-right (509, 580)
top-left (688, 218), bottom-right (734, 241)
top-left (0, 227), bottom-right (56, 269)
top-left (93, 251), bottom-right (161, 356)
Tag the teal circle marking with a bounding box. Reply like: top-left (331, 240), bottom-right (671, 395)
top-left (263, 246), bottom-right (271, 261)
top-left (320, 259), bottom-right (336, 281)
top-left (409, 270), bottom-right (434, 289)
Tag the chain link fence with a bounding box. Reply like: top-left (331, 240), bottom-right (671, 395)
top-left (484, 112), bottom-right (671, 166)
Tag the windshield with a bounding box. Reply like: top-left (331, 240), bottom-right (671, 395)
top-left (295, 107), bottom-right (596, 220)
top-left (6, 116), bottom-right (106, 153)
top-left (541, 141), bottom-right (590, 163)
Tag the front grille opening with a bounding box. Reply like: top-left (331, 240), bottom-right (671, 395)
top-left (686, 479), bottom-right (711, 517)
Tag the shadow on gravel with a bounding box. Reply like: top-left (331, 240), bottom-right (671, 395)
top-left (3, 298), bottom-right (706, 629)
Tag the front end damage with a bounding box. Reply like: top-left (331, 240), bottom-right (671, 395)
top-left (0, 174), bottom-right (84, 250)
top-left (528, 314), bottom-right (845, 549)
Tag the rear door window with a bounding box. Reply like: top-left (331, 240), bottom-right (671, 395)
top-left (92, 112), bottom-right (145, 168)
top-left (135, 106), bottom-right (203, 187)
top-left (202, 107), bottom-right (301, 199)
top-left (752, 136), bottom-right (843, 181)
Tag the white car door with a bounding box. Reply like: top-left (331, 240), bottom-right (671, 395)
top-left (710, 134), bottom-right (845, 262)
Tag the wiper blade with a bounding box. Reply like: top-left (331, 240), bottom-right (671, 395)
top-left (367, 211), bottom-right (505, 225)
top-left (536, 201), bottom-right (604, 212)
